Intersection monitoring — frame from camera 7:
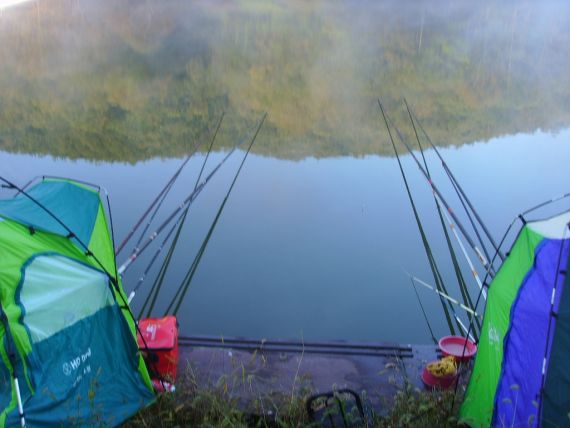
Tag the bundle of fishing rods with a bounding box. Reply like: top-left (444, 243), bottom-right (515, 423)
top-left (116, 112), bottom-right (268, 319)
top-left (376, 98), bottom-right (570, 345)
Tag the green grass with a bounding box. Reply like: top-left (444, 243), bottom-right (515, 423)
top-left (125, 363), bottom-right (466, 427)
top-left (377, 384), bottom-right (463, 428)
top-left (125, 363), bottom-right (312, 427)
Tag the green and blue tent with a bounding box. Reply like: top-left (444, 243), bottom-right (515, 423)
top-left (460, 210), bottom-right (570, 427)
top-left (0, 178), bottom-right (154, 426)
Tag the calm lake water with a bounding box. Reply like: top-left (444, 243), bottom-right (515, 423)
top-left (1, 0), bottom-right (569, 343)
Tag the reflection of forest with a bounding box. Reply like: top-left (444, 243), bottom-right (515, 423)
top-left (0, 0), bottom-right (569, 162)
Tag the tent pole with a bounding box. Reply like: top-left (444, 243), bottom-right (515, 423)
top-left (14, 377), bottom-right (25, 428)
top-left (536, 223), bottom-right (569, 424)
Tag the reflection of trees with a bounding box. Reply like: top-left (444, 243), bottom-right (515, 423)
top-left (0, 0), bottom-right (569, 162)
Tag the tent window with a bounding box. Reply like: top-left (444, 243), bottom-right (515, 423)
top-left (18, 255), bottom-right (114, 343)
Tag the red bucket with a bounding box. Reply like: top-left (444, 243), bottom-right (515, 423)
top-left (421, 365), bottom-right (457, 389)
top-left (438, 336), bottom-right (477, 362)
top-left (137, 316), bottom-right (179, 385)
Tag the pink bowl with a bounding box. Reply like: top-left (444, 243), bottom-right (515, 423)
top-left (438, 336), bottom-right (477, 362)
top-left (421, 366), bottom-right (457, 389)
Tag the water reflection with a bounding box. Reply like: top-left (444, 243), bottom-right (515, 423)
top-left (0, 0), bottom-right (569, 161)
top-left (1, 1), bottom-right (569, 343)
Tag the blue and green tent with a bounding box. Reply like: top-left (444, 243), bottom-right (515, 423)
top-left (0, 178), bottom-right (154, 426)
top-left (460, 210), bottom-right (570, 427)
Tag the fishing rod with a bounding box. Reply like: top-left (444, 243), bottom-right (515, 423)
top-left (123, 117), bottom-right (220, 259)
top-left (165, 113), bottom-right (267, 316)
top-left (139, 140), bottom-right (217, 317)
top-left (455, 315), bottom-right (475, 342)
top-left (139, 116), bottom-right (226, 316)
top-left (0, 303), bottom-right (26, 428)
top-left (403, 101), bottom-right (494, 272)
top-left (387, 113), bottom-right (495, 276)
top-left (404, 98), bottom-right (504, 263)
top-left (388, 114), bottom-right (489, 300)
top-left (115, 121), bottom-right (215, 256)
top-left (409, 273), bottom-right (476, 342)
top-left (139, 208), bottom-right (187, 317)
top-left (117, 121), bottom-right (257, 276)
top-left (450, 270), bottom-right (487, 412)
top-left (127, 113), bottom-right (225, 305)
top-left (126, 179), bottom-right (176, 256)
top-left (137, 213), bottom-right (184, 317)
top-left (440, 206), bottom-right (487, 300)
top-left (405, 272), bottom-right (482, 318)
top-left (409, 277), bottom-right (438, 345)
top-left (404, 103), bottom-right (480, 328)
top-left (0, 175), bottom-right (168, 390)
top-left (377, 99), bottom-right (459, 336)
top-left (448, 174), bottom-right (493, 266)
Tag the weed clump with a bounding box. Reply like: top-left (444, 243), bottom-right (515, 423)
top-left (125, 364), bottom-right (313, 427)
top-left (126, 363), bottom-right (467, 427)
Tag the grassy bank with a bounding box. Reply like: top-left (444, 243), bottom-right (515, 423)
top-left (125, 364), bottom-right (466, 427)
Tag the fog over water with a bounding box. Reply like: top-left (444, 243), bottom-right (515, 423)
top-left (1, 0), bottom-right (569, 342)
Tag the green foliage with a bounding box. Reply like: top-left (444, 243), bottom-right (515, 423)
top-left (124, 364), bottom-right (313, 427)
top-left (124, 360), bottom-right (469, 427)
top-left (377, 384), bottom-right (463, 428)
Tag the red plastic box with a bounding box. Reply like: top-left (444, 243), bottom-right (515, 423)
top-left (137, 316), bottom-right (179, 385)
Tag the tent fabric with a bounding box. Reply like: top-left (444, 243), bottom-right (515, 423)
top-left (0, 180), bottom-right (100, 246)
top-left (17, 254), bottom-right (114, 344)
top-left (492, 239), bottom-right (568, 427)
top-left (460, 212), bottom-right (570, 428)
top-left (459, 226), bottom-right (543, 427)
top-left (541, 247), bottom-right (570, 427)
top-left (0, 179), bottom-right (154, 427)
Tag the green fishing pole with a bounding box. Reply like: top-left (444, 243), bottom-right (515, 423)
top-left (404, 99), bottom-right (494, 269)
top-left (405, 273), bottom-right (482, 319)
top-left (117, 118), bottom-right (256, 276)
top-left (139, 113), bottom-right (225, 317)
top-left (409, 277), bottom-right (438, 345)
top-left (388, 112), bottom-right (489, 302)
top-left (377, 99), bottom-right (457, 336)
top-left (165, 113), bottom-right (267, 316)
top-left (404, 102), bottom-right (481, 336)
top-left (390, 114), bottom-right (495, 279)
top-left (403, 98), bottom-right (504, 263)
top-left (116, 126), bottom-right (209, 255)
top-left (129, 113), bottom-right (225, 307)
